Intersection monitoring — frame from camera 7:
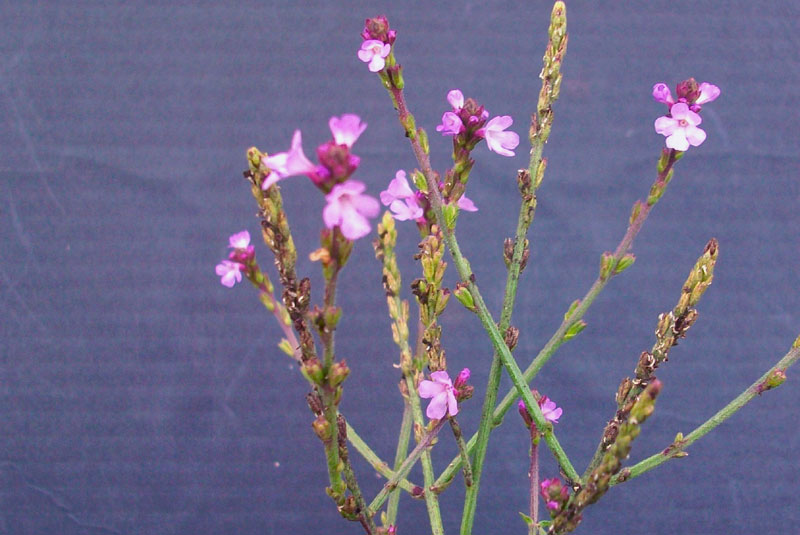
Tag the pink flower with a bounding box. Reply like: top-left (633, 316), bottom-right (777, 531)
top-left (695, 82), bottom-right (720, 106)
top-left (418, 370), bottom-right (459, 420)
top-left (215, 260), bottom-right (243, 288)
top-left (652, 83), bottom-right (674, 105)
top-left (358, 39), bottom-right (391, 72)
top-left (323, 180), bottom-right (380, 240)
top-left (456, 194), bottom-right (478, 212)
top-left (538, 396), bottom-right (562, 423)
top-left (261, 130), bottom-right (319, 190)
top-left (654, 102), bottom-right (706, 151)
top-left (380, 170), bottom-right (424, 221)
top-left (329, 114), bottom-right (367, 148)
top-left (446, 89), bottom-right (464, 110)
top-left (228, 230), bottom-right (250, 249)
top-left (518, 393), bottom-right (562, 428)
top-left (436, 111), bottom-right (464, 136)
top-left (479, 116), bottom-right (519, 157)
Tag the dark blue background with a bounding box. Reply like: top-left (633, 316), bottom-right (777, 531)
top-left (2, 1), bottom-right (799, 534)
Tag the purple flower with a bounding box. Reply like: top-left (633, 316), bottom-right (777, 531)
top-left (695, 82), bottom-right (720, 106)
top-left (418, 370), bottom-right (459, 420)
top-left (436, 111), bottom-right (464, 136)
top-left (261, 130), bottom-right (320, 190)
top-left (380, 170), bottom-right (424, 221)
top-left (518, 393), bottom-right (562, 428)
top-left (654, 102), bottom-right (706, 151)
top-left (228, 230), bottom-right (251, 249)
top-left (538, 396), bottom-right (562, 423)
top-left (323, 180), bottom-right (380, 240)
top-left (215, 260), bottom-right (243, 288)
top-left (479, 116), bottom-right (519, 157)
top-left (446, 89), bottom-right (464, 110)
top-left (652, 83), bottom-right (675, 105)
top-left (456, 194), bottom-right (478, 212)
top-left (329, 114), bottom-right (367, 148)
top-left (358, 39), bottom-right (391, 72)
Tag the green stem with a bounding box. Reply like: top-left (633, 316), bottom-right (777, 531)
top-left (345, 421), bottom-right (418, 495)
top-left (433, 152), bottom-right (679, 491)
top-left (368, 419), bottom-right (447, 516)
top-left (338, 416), bottom-right (378, 534)
top-left (387, 403), bottom-right (413, 523)
top-left (449, 416), bottom-right (473, 487)
top-left (611, 344), bottom-right (800, 485)
top-left (529, 432), bottom-right (540, 535)
top-left (388, 84), bottom-right (579, 486)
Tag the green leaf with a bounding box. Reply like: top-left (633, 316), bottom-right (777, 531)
top-left (518, 512), bottom-right (533, 526)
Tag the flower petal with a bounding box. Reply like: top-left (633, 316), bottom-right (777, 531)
top-left (418, 379), bottom-right (444, 399)
top-left (425, 392), bottom-right (449, 420)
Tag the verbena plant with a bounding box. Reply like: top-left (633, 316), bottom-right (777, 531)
top-left (215, 3), bottom-right (799, 534)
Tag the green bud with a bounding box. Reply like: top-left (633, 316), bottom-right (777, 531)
top-left (418, 127), bottom-right (430, 155)
top-left (599, 252), bottom-right (615, 280)
top-left (259, 292), bottom-right (275, 311)
top-left (324, 306), bottom-right (342, 330)
top-left (563, 320), bottom-right (586, 341)
top-left (328, 360), bottom-right (350, 388)
top-left (793, 334), bottom-right (800, 349)
top-left (453, 283), bottom-right (476, 312)
top-left (312, 414), bottom-right (331, 441)
top-left (442, 203), bottom-right (458, 230)
top-left (412, 170), bottom-right (427, 192)
top-left (630, 200), bottom-right (643, 225)
top-left (565, 299), bottom-right (581, 320)
top-left (614, 254), bottom-right (636, 274)
top-left (278, 338), bottom-right (295, 358)
top-left (301, 358), bottom-right (325, 385)
top-left (761, 369), bottom-right (787, 392)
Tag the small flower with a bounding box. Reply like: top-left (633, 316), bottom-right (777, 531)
top-left (418, 370), bottom-right (459, 420)
top-left (262, 130), bottom-right (320, 190)
top-left (323, 180), bottom-right (380, 240)
top-left (446, 89), bottom-right (464, 110)
top-left (215, 260), bottom-right (243, 288)
top-left (695, 82), bottom-right (720, 106)
top-left (358, 39), bottom-right (391, 72)
top-left (456, 194), bottom-right (478, 212)
top-left (652, 83), bottom-right (674, 105)
top-left (654, 102), bottom-right (706, 151)
top-left (518, 393), bottom-right (562, 429)
top-left (380, 170), bottom-right (424, 221)
top-left (478, 116), bottom-right (519, 157)
top-left (329, 114), bottom-right (367, 148)
top-left (228, 230), bottom-right (251, 249)
top-left (436, 111), bottom-right (464, 136)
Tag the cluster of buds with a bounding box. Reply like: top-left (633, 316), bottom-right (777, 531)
top-left (653, 78), bottom-right (720, 152)
top-left (540, 477), bottom-right (570, 514)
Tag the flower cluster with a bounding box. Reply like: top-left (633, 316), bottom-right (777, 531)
top-left (418, 368), bottom-right (471, 420)
top-left (215, 230), bottom-right (254, 287)
top-left (358, 15), bottom-right (395, 73)
top-left (436, 89), bottom-right (520, 157)
top-left (261, 114), bottom-right (379, 240)
top-left (653, 78), bottom-right (720, 151)
top-left (540, 477), bottom-right (569, 512)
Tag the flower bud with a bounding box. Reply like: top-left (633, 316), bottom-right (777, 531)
top-left (312, 414), bottom-right (331, 441)
top-left (453, 282), bottom-right (476, 312)
top-left (676, 78), bottom-right (700, 103)
top-left (504, 325), bottom-right (520, 351)
top-left (301, 358), bottom-right (325, 385)
top-left (328, 360), bottom-right (351, 388)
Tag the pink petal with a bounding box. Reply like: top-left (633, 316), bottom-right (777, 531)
top-left (446, 89), bottom-right (464, 110)
top-left (228, 230), bottom-right (251, 249)
top-left (322, 199), bottom-right (342, 229)
top-left (329, 114), bottom-right (367, 148)
top-left (425, 392), bottom-right (449, 420)
top-left (352, 194), bottom-right (380, 218)
top-left (485, 115), bottom-right (513, 130)
top-left (696, 83), bottom-right (720, 105)
top-left (456, 195), bottom-right (477, 212)
top-left (685, 125), bottom-right (707, 146)
top-left (418, 380), bottom-right (444, 399)
top-left (368, 55), bottom-right (386, 72)
top-left (429, 370), bottom-right (452, 386)
top-left (666, 131), bottom-right (689, 151)
top-left (340, 210), bottom-right (372, 240)
top-left (654, 116), bottom-right (677, 136)
top-left (446, 391), bottom-right (459, 417)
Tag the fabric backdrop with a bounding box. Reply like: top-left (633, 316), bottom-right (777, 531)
top-left (1, 1), bottom-right (798, 534)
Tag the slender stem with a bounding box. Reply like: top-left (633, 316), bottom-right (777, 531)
top-left (339, 417), bottom-right (378, 534)
top-left (368, 419), bottom-right (447, 515)
top-left (388, 84), bottom-right (579, 486)
top-left (449, 416), bottom-right (473, 487)
top-left (247, 269), bottom-right (302, 362)
top-left (611, 345), bottom-right (800, 485)
top-left (387, 403), bottom-right (413, 523)
top-left (529, 432), bottom-right (540, 535)
top-left (345, 421), bottom-right (418, 495)
top-left (433, 152), bottom-right (679, 491)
